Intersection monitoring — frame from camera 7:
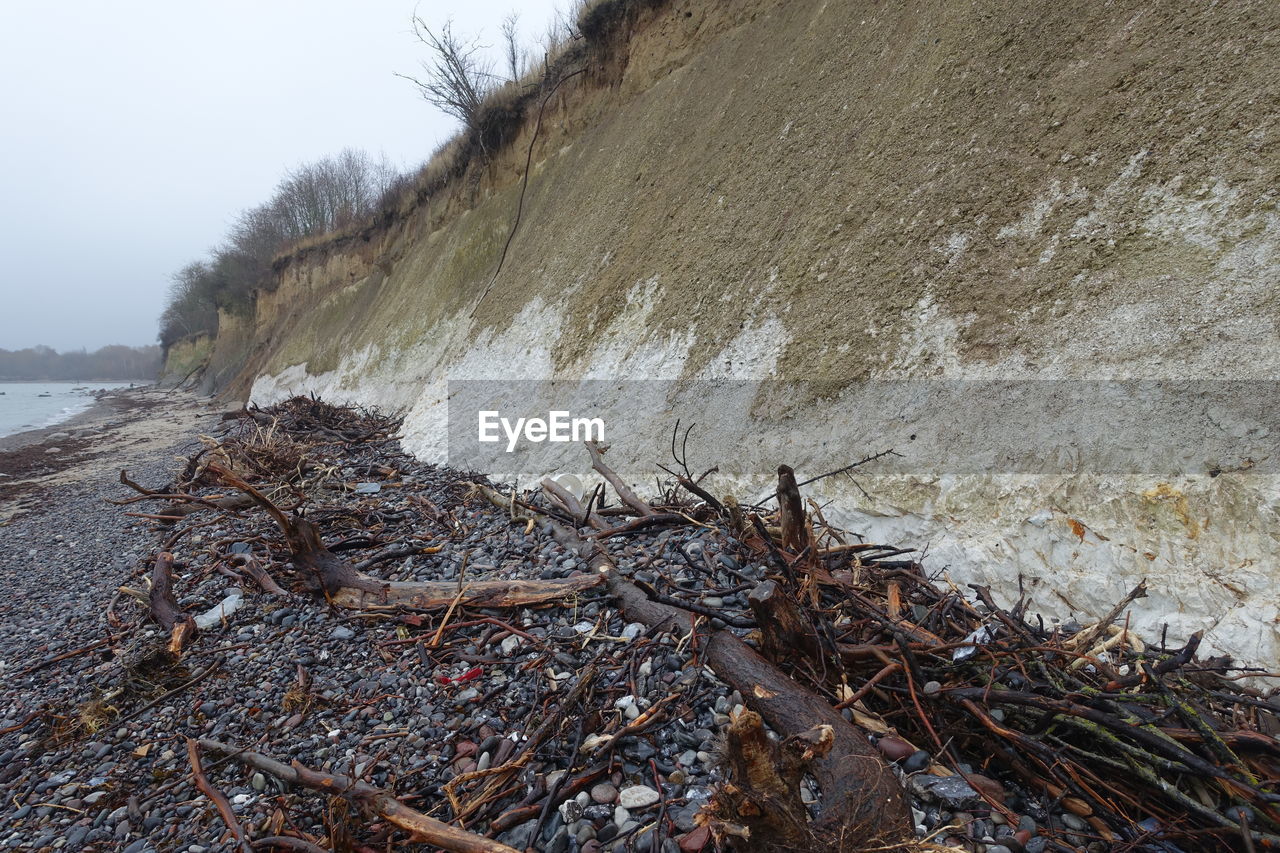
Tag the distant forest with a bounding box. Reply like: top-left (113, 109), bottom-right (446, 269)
top-left (0, 345), bottom-right (161, 380)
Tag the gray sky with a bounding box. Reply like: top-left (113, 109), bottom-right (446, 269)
top-left (0, 0), bottom-right (565, 352)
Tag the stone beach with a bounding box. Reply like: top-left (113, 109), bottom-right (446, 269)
top-left (0, 392), bottom-right (1273, 852)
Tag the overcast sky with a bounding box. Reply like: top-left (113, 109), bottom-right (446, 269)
top-left (0, 0), bottom-right (565, 352)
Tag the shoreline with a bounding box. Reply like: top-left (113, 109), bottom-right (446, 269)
top-left (0, 382), bottom-right (154, 449)
top-left (0, 387), bottom-right (221, 523)
top-left (0, 389), bottom-right (138, 454)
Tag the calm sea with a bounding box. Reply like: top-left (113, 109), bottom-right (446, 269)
top-left (0, 381), bottom-right (145, 439)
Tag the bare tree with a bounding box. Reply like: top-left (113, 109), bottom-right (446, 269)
top-left (398, 18), bottom-right (495, 130)
top-left (160, 262), bottom-right (219, 346)
top-left (500, 13), bottom-right (522, 82)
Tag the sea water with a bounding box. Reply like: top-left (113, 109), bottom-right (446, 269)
top-left (0, 381), bottom-right (143, 439)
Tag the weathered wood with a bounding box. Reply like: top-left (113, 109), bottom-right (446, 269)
top-left (776, 464), bottom-right (808, 552)
top-left (586, 512), bottom-right (686, 539)
top-left (330, 572), bottom-right (604, 609)
top-left (586, 441), bottom-right (655, 517)
top-left (185, 737), bottom-right (253, 853)
top-left (197, 739), bottom-right (520, 853)
top-left (113, 469), bottom-right (255, 522)
top-left (711, 709), bottom-right (834, 847)
top-left (748, 579), bottom-right (820, 663)
top-left (287, 516), bottom-right (385, 596)
top-left (540, 476), bottom-right (609, 530)
top-left (158, 494), bottom-right (255, 523)
top-left (675, 475), bottom-right (724, 512)
top-left (210, 465), bottom-right (604, 609)
top-left (230, 555), bottom-right (286, 595)
top-left (149, 552), bottom-right (196, 654)
top-left (289, 516), bottom-right (604, 608)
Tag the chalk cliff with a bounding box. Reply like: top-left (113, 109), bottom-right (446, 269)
top-left (180, 0), bottom-right (1280, 665)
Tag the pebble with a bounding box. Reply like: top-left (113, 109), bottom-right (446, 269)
top-left (679, 826), bottom-right (710, 852)
top-left (876, 735), bottom-right (916, 762)
top-left (618, 785), bottom-right (661, 810)
top-left (902, 750), bottom-right (932, 773)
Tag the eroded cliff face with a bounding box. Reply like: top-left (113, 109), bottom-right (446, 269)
top-left (190, 0), bottom-right (1280, 664)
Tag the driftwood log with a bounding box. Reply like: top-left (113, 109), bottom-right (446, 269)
top-left (586, 441), bottom-right (655, 517)
top-left (197, 739), bottom-right (520, 853)
top-left (207, 464), bottom-right (603, 609)
top-left (149, 552), bottom-right (196, 655)
top-left (776, 464), bottom-right (809, 553)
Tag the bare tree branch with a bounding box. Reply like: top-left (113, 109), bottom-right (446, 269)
top-left (399, 18), bottom-right (495, 130)
top-left (500, 13), bottom-right (523, 83)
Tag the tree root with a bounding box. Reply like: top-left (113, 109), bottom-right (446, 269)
top-left (197, 739), bottom-right (522, 853)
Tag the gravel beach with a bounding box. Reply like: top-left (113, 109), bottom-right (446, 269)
top-left (0, 397), bottom-right (748, 853)
top-left (0, 395), bottom-right (1273, 853)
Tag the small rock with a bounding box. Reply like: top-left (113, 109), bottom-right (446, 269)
top-left (591, 782), bottom-right (619, 804)
top-left (679, 826), bottom-right (710, 852)
top-left (915, 774), bottom-right (978, 807)
top-left (876, 735), bottom-right (916, 762)
top-left (618, 785), bottom-right (660, 810)
top-left (902, 750), bottom-right (931, 773)
top-left (963, 772), bottom-right (1006, 803)
top-left (331, 626), bottom-right (356, 640)
top-left (560, 799), bottom-right (584, 824)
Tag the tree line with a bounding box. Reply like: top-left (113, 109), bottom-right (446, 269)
top-left (159, 149), bottom-right (408, 348)
top-left (0, 345), bottom-right (161, 380)
top-left (158, 3), bottom-right (595, 351)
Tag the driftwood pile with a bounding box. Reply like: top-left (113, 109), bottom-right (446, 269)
top-left (95, 397), bottom-right (1278, 852)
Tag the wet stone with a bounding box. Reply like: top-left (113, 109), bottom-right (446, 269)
top-left (902, 750), bottom-right (932, 773)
